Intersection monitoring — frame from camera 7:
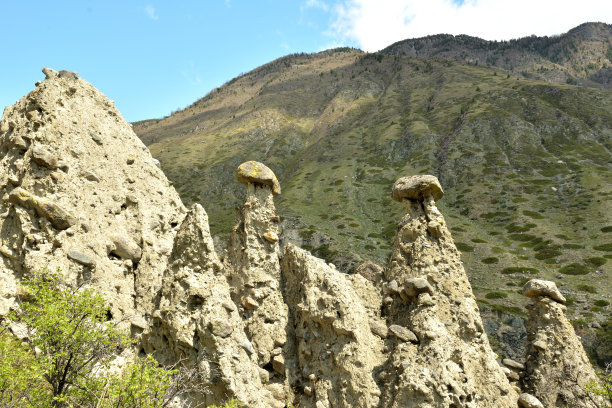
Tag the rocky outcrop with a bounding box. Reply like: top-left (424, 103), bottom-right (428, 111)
top-left (224, 162), bottom-right (293, 405)
top-left (142, 204), bottom-right (275, 407)
top-left (381, 175), bottom-right (518, 407)
top-left (0, 68), bottom-right (184, 328)
top-left (282, 244), bottom-right (384, 408)
top-left (520, 279), bottom-right (604, 408)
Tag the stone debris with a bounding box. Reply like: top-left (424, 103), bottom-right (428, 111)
top-left (67, 249), bottom-right (94, 267)
top-left (355, 260), bottom-right (383, 283)
top-left (522, 279), bottom-right (566, 304)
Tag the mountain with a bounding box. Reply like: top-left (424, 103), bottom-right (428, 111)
top-left (133, 23), bottom-right (612, 365)
top-left (382, 22), bottom-right (612, 89)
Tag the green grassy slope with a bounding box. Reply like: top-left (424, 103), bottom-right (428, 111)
top-left (134, 46), bottom-right (612, 365)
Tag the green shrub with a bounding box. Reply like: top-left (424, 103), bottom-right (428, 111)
top-left (559, 263), bottom-right (590, 275)
top-left (471, 238), bottom-right (487, 243)
top-left (535, 248), bottom-right (561, 260)
top-left (0, 269), bottom-right (200, 408)
top-left (485, 291), bottom-right (508, 299)
top-left (594, 300), bottom-right (610, 307)
top-left (456, 242), bottom-right (475, 252)
top-left (509, 233), bottom-right (536, 242)
top-left (501, 267), bottom-right (538, 274)
top-left (577, 284), bottom-right (597, 293)
top-left (594, 243), bottom-right (612, 252)
top-left (481, 257), bottom-right (499, 264)
top-left (585, 257), bottom-right (607, 267)
top-left (600, 226), bottom-right (612, 233)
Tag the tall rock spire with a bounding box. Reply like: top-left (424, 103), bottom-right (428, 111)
top-left (380, 175), bottom-right (518, 407)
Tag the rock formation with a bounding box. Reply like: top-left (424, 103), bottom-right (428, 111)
top-left (0, 68), bottom-right (184, 332)
top-left (0, 69), bottom-right (605, 408)
top-left (521, 279), bottom-right (604, 408)
top-left (381, 175), bottom-right (519, 407)
top-left (141, 204), bottom-right (275, 407)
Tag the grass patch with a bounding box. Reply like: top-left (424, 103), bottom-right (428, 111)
top-left (509, 233), bottom-right (536, 242)
top-left (558, 263), bottom-right (590, 275)
top-left (594, 300), bottom-right (610, 307)
top-left (481, 257), bottom-right (499, 264)
top-left (523, 210), bottom-right (545, 219)
top-left (471, 238), bottom-right (488, 243)
top-left (601, 226), bottom-right (612, 233)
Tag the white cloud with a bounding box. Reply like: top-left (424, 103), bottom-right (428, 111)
top-left (328, 0), bottom-right (612, 51)
top-left (145, 5), bottom-right (159, 21)
top-left (305, 0), bottom-right (330, 11)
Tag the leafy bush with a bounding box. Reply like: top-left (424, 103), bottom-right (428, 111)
top-left (585, 257), bottom-right (608, 267)
top-left (455, 242), bottom-right (475, 252)
top-left (481, 257), bottom-right (499, 264)
top-left (485, 291), bottom-right (508, 299)
top-left (578, 284), bottom-right (597, 294)
top-left (0, 269), bottom-right (204, 408)
top-left (501, 267), bottom-right (539, 274)
top-left (559, 263), bottom-right (590, 275)
top-left (595, 300), bottom-right (610, 307)
top-left (594, 243), bottom-right (612, 252)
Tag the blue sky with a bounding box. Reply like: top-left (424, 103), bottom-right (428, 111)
top-left (1, 0), bottom-right (610, 122)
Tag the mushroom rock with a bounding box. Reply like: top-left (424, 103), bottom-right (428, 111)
top-left (141, 204), bottom-right (275, 408)
top-left (380, 175), bottom-right (518, 407)
top-left (282, 244), bottom-right (384, 408)
top-left (0, 68), bottom-right (184, 327)
top-left (224, 161), bottom-right (293, 405)
top-left (236, 160), bottom-right (281, 195)
top-left (520, 279), bottom-right (604, 408)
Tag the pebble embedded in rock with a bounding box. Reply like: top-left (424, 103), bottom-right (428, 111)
top-left (502, 358), bottom-right (525, 371)
top-left (8, 187), bottom-right (76, 230)
top-left (31, 145), bottom-right (58, 169)
top-left (109, 233), bottom-right (142, 262)
top-left (369, 319), bottom-right (388, 338)
top-left (272, 354), bottom-right (285, 374)
top-left (241, 296), bottom-right (259, 310)
top-left (67, 250), bottom-right (94, 267)
top-left (263, 231), bottom-right (279, 243)
top-left (388, 324), bottom-right (418, 343)
top-left (209, 319), bottom-right (233, 338)
top-left (402, 277), bottom-right (434, 299)
top-left (518, 393), bottom-right (544, 408)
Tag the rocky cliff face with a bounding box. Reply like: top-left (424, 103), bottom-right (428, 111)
top-left (0, 68), bottom-right (184, 333)
top-left (0, 69), bottom-right (605, 408)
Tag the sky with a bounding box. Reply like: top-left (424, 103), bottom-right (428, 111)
top-left (1, 0), bottom-right (611, 122)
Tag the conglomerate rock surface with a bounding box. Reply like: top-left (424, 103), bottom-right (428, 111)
top-left (0, 70), bottom-right (604, 408)
top-left (521, 279), bottom-right (604, 408)
top-left (0, 68), bottom-right (184, 331)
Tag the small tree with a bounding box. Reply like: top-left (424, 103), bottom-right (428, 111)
top-left (1, 269), bottom-right (206, 408)
top-left (586, 363), bottom-right (612, 408)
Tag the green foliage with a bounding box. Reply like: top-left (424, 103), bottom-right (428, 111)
top-left (485, 291), bottom-right (508, 299)
top-left (602, 226), bottom-right (612, 233)
top-left (481, 257), bottom-right (499, 264)
top-left (559, 263), bottom-right (590, 275)
top-left (585, 257), bottom-right (607, 267)
top-left (578, 284), bottom-right (597, 294)
top-left (0, 269), bottom-right (197, 408)
top-left (595, 300), bottom-right (610, 307)
top-left (455, 242), bottom-right (475, 252)
top-left (585, 363), bottom-right (612, 407)
top-left (594, 243), bottom-right (612, 252)
top-left (207, 400), bottom-right (245, 408)
top-left (501, 267), bottom-right (539, 274)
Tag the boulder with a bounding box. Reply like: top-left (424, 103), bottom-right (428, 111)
top-left (236, 161), bottom-right (281, 195)
top-left (391, 174), bottom-right (443, 202)
top-left (522, 279), bottom-right (566, 304)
